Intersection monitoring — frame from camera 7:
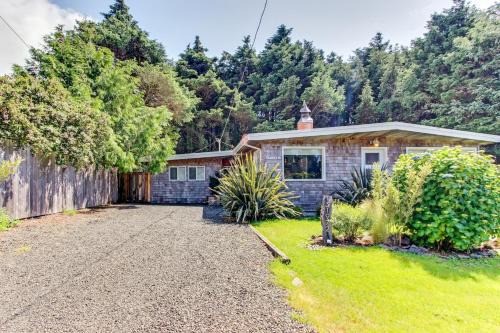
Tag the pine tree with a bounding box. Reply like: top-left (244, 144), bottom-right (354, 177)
top-left (355, 81), bottom-right (377, 124)
top-left (96, 0), bottom-right (166, 64)
top-left (176, 36), bottom-right (214, 79)
top-left (301, 66), bottom-right (345, 127)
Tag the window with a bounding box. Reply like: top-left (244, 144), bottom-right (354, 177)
top-left (188, 166), bottom-right (205, 181)
top-left (283, 147), bottom-right (324, 180)
top-left (361, 147), bottom-right (387, 170)
top-left (169, 166), bottom-right (186, 181)
top-left (406, 146), bottom-right (478, 154)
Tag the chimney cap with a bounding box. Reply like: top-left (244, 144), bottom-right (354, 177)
top-left (297, 101), bottom-right (313, 130)
top-left (300, 101), bottom-right (311, 114)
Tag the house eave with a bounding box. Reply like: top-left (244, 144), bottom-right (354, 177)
top-left (169, 122), bottom-right (499, 161)
top-left (243, 122), bottom-right (500, 145)
top-left (168, 150), bottom-right (234, 161)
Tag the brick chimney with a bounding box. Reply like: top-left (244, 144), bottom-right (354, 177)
top-left (297, 101), bottom-right (313, 130)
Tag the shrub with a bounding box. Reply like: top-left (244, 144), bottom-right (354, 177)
top-left (332, 165), bottom-right (387, 205)
top-left (214, 154), bottom-right (299, 223)
top-left (392, 148), bottom-right (500, 251)
top-left (360, 199), bottom-right (388, 244)
top-left (0, 159), bottom-right (20, 231)
top-left (331, 202), bottom-right (372, 242)
top-left (0, 208), bottom-right (17, 231)
top-left (363, 162), bottom-right (431, 245)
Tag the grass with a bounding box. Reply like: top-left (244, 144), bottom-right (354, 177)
top-left (253, 218), bottom-right (500, 333)
top-left (62, 209), bottom-right (78, 216)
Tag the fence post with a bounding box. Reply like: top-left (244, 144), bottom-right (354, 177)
top-left (320, 195), bottom-right (334, 245)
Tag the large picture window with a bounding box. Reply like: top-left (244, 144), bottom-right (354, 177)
top-left (283, 147), bottom-right (324, 180)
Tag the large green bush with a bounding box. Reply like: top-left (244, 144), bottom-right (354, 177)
top-left (214, 155), bottom-right (299, 223)
top-left (393, 148), bottom-right (500, 251)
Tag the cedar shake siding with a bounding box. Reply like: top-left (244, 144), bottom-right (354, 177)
top-left (256, 137), bottom-right (477, 212)
top-left (150, 122), bottom-right (499, 210)
top-left (151, 158), bottom-right (224, 204)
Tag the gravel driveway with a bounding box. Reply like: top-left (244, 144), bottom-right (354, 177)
top-left (0, 205), bottom-right (311, 332)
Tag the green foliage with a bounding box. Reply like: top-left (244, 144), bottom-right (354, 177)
top-left (392, 148), bottom-right (500, 251)
top-left (0, 159), bottom-right (21, 181)
top-left (354, 81), bottom-right (376, 123)
top-left (175, 47), bottom-right (257, 153)
top-left (214, 154), bottom-right (298, 223)
top-left (331, 202), bottom-right (372, 241)
top-left (0, 71), bottom-right (113, 168)
top-left (301, 66), bottom-right (345, 127)
top-left (96, 0), bottom-right (166, 64)
top-left (253, 119), bottom-right (295, 133)
top-left (0, 160), bottom-right (20, 231)
top-left (174, 2), bottom-right (498, 153)
top-left (254, 219), bottom-right (500, 333)
top-left (0, 208), bottom-right (17, 231)
top-left (365, 162), bottom-right (431, 244)
top-left (12, 17), bottom-right (193, 172)
top-left (63, 209), bottom-right (78, 216)
top-left (331, 166), bottom-right (373, 205)
top-left (361, 199), bottom-right (389, 244)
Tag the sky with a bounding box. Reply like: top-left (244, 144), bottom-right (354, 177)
top-left (0, 0), bottom-right (497, 74)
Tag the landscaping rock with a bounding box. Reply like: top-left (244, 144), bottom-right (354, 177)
top-left (406, 245), bottom-right (428, 255)
top-left (292, 277), bottom-right (303, 287)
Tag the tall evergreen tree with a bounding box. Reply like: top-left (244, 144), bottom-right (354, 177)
top-left (355, 81), bottom-right (377, 124)
top-left (176, 36), bottom-right (214, 79)
top-left (96, 0), bottom-right (166, 64)
top-left (301, 66), bottom-right (345, 127)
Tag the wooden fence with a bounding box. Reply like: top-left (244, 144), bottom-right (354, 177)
top-left (118, 173), bottom-right (151, 203)
top-left (0, 147), bottom-right (118, 219)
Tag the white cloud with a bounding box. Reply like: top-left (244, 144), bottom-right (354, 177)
top-left (469, 0), bottom-right (498, 9)
top-left (0, 0), bottom-right (85, 74)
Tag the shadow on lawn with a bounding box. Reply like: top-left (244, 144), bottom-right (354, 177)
top-left (385, 249), bottom-right (500, 281)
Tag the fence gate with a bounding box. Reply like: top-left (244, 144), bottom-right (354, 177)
top-left (118, 173), bottom-right (151, 203)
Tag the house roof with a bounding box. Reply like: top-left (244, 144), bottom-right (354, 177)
top-left (169, 122), bottom-right (500, 161)
top-left (168, 150), bottom-right (233, 161)
top-left (242, 122), bottom-right (500, 144)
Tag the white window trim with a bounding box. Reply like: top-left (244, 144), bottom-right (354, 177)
top-left (361, 147), bottom-right (388, 169)
top-left (169, 166), bottom-right (186, 181)
top-left (405, 146), bottom-right (478, 154)
top-left (281, 146), bottom-right (326, 181)
top-left (188, 166), bottom-right (206, 181)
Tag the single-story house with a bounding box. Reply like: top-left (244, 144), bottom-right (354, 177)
top-left (152, 103), bottom-right (500, 212)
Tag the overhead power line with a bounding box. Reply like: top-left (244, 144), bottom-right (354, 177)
top-left (0, 15), bottom-right (31, 49)
top-left (218, 0), bottom-right (268, 149)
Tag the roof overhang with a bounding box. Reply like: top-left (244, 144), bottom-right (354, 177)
top-left (168, 122), bottom-right (500, 161)
top-left (168, 150), bottom-right (233, 161)
top-left (243, 122), bottom-right (500, 146)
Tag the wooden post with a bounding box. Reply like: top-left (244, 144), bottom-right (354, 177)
top-left (320, 195), bottom-right (334, 245)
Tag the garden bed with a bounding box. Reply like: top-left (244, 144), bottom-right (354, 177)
top-left (309, 234), bottom-right (499, 259)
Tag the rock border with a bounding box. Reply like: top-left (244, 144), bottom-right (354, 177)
top-left (249, 225), bottom-right (290, 264)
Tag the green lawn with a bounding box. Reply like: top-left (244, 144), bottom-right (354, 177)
top-left (253, 219), bottom-right (500, 333)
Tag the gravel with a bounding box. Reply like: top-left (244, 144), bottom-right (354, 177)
top-left (0, 204), bottom-right (312, 332)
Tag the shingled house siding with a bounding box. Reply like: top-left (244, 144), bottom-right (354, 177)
top-left (258, 137), bottom-right (468, 212)
top-left (151, 158), bottom-right (222, 204)
top-left (150, 137), bottom-right (477, 210)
